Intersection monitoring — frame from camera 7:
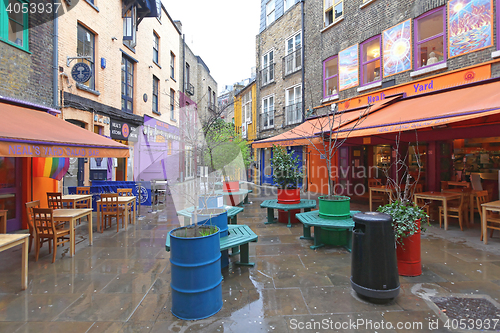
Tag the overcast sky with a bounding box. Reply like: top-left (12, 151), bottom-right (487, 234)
top-left (162, 0), bottom-right (260, 93)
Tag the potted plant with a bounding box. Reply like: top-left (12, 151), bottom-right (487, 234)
top-left (271, 144), bottom-right (303, 204)
top-left (377, 201), bottom-right (428, 276)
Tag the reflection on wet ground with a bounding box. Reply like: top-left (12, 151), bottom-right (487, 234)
top-left (1, 183), bottom-right (500, 332)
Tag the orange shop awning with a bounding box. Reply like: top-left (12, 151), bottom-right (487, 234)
top-left (335, 80), bottom-right (500, 139)
top-left (252, 96), bottom-right (401, 149)
top-left (0, 103), bottom-right (130, 158)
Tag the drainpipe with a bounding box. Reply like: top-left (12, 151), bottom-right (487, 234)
top-left (182, 34), bottom-right (186, 94)
top-left (53, 0), bottom-right (59, 109)
top-left (300, 0), bottom-right (307, 190)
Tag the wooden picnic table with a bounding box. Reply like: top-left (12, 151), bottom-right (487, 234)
top-left (53, 208), bottom-right (93, 257)
top-left (414, 191), bottom-right (461, 230)
top-left (260, 199), bottom-right (317, 228)
top-left (0, 234), bottom-right (29, 290)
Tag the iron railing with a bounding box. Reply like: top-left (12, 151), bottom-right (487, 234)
top-left (260, 110), bottom-right (275, 130)
top-left (186, 83), bottom-right (194, 96)
top-left (259, 63), bottom-right (275, 87)
top-left (285, 102), bottom-right (302, 126)
top-left (282, 47), bottom-right (302, 77)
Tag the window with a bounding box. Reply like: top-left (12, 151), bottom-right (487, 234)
top-left (360, 35), bottom-right (381, 85)
top-left (170, 88), bottom-right (175, 120)
top-left (262, 95), bottom-right (274, 129)
top-left (415, 7), bottom-right (445, 69)
top-left (213, 91), bottom-right (216, 110)
top-left (170, 52), bottom-right (175, 79)
top-left (284, 0), bottom-right (293, 11)
top-left (152, 76), bottom-right (159, 114)
top-left (261, 50), bottom-right (274, 86)
top-left (285, 85), bottom-right (302, 125)
top-left (284, 32), bottom-right (302, 75)
top-left (123, 6), bottom-right (136, 48)
top-left (266, 0), bottom-right (275, 26)
top-left (243, 90), bottom-right (252, 123)
top-left (208, 87), bottom-right (213, 110)
top-left (323, 55), bottom-right (338, 98)
top-left (121, 56), bottom-right (134, 113)
top-left (324, 0), bottom-right (343, 27)
top-left (77, 24), bottom-right (95, 90)
top-left (153, 32), bottom-right (159, 64)
top-left (1, 0), bottom-right (29, 51)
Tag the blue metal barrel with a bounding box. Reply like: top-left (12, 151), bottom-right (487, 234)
top-left (169, 225), bottom-right (223, 320)
top-left (194, 208), bottom-right (228, 237)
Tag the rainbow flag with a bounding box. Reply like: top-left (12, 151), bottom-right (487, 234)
top-left (33, 157), bottom-right (70, 181)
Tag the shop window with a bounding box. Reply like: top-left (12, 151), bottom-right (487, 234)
top-left (76, 24), bottom-right (96, 90)
top-left (1, 0), bottom-right (29, 51)
top-left (324, 0), bottom-right (343, 27)
top-left (360, 35), bottom-right (381, 86)
top-left (153, 32), bottom-right (159, 64)
top-left (414, 6), bottom-right (446, 69)
top-left (152, 76), bottom-right (159, 115)
top-left (323, 55), bottom-right (338, 99)
top-left (121, 56), bottom-right (134, 113)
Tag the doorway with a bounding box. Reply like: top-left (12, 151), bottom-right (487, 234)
top-left (0, 157), bottom-right (21, 231)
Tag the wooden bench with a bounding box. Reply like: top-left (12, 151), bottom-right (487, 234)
top-left (166, 224), bottom-right (258, 266)
top-left (176, 205), bottom-right (244, 225)
top-left (296, 210), bottom-right (360, 252)
top-left (260, 199), bottom-right (317, 227)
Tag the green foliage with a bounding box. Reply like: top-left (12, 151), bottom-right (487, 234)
top-left (203, 119), bottom-right (251, 180)
top-left (270, 144), bottom-right (304, 189)
top-left (199, 226), bottom-right (218, 237)
top-left (377, 201), bottom-right (429, 245)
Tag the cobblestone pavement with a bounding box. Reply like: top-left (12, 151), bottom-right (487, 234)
top-left (1, 183), bottom-right (500, 332)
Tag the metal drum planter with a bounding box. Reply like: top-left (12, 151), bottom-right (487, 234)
top-left (169, 225), bottom-right (223, 320)
top-left (318, 195), bottom-right (351, 219)
top-left (198, 195), bottom-right (224, 209)
top-left (193, 208), bottom-right (228, 238)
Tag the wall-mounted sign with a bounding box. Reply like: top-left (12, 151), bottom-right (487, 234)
top-left (110, 119), bottom-right (139, 142)
top-left (71, 62), bottom-right (92, 83)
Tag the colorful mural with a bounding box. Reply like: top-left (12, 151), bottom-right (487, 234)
top-left (448, 0), bottom-right (493, 58)
top-left (382, 19), bottom-right (412, 77)
top-left (339, 44), bottom-right (359, 91)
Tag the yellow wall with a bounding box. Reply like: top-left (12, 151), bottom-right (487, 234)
top-left (234, 94), bottom-right (242, 133)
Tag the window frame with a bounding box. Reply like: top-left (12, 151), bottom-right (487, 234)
top-left (243, 90), bottom-right (252, 123)
top-left (359, 35), bottom-right (381, 87)
top-left (170, 52), bottom-right (175, 79)
top-left (1, 0), bottom-right (30, 51)
top-left (261, 95), bottom-right (275, 129)
top-left (324, 0), bottom-right (343, 27)
top-left (77, 23), bottom-right (96, 90)
top-left (284, 32), bottom-right (302, 75)
top-left (153, 32), bottom-right (159, 65)
top-left (152, 75), bottom-right (159, 115)
top-left (284, 0), bottom-right (293, 11)
top-left (123, 6), bottom-right (137, 48)
top-left (323, 55), bottom-right (339, 99)
top-left (170, 88), bottom-right (176, 121)
top-left (266, 0), bottom-right (275, 27)
top-left (414, 6), bottom-right (446, 70)
top-left (285, 84), bottom-right (302, 126)
top-left (121, 56), bottom-right (134, 113)
top-left (261, 49), bottom-right (275, 86)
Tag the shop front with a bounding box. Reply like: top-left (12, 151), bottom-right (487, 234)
top-left (109, 118), bottom-right (139, 182)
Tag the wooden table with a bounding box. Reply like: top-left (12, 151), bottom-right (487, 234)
top-left (480, 200), bottom-right (500, 244)
top-left (53, 208), bottom-right (93, 257)
top-left (369, 186), bottom-right (393, 212)
top-left (0, 234), bottom-right (29, 290)
top-left (0, 210), bottom-right (7, 233)
top-left (62, 194), bottom-right (93, 208)
top-left (442, 189), bottom-right (481, 224)
top-left (96, 196), bottom-right (136, 232)
top-left (414, 191), bottom-right (461, 230)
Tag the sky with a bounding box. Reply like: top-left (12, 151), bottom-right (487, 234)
top-left (162, 0), bottom-right (261, 93)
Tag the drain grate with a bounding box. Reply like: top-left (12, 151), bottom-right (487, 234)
top-left (430, 296), bottom-right (500, 330)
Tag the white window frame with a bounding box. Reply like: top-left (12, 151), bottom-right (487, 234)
top-left (284, 0), bottom-right (293, 11)
top-left (324, 0), bottom-right (343, 27)
top-left (285, 84), bottom-right (302, 126)
top-left (266, 0), bottom-right (275, 27)
top-left (261, 95), bottom-right (275, 130)
top-left (262, 49), bottom-right (275, 86)
top-left (285, 32), bottom-right (302, 75)
top-left (243, 90), bottom-right (252, 124)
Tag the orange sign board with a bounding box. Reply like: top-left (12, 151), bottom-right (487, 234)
top-left (337, 64), bottom-right (491, 112)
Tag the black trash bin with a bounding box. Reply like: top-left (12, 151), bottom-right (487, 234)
top-left (351, 212), bottom-right (399, 299)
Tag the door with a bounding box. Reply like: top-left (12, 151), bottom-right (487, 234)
top-left (0, 157), bottom-right (21, 231)
top-left (290, 146), bottom-right (303, 187)
top-left (337, 147), bottom-right (349, 195)
top-left (261, 148), bottom-right (273, 185)
top-left (350, 146), bottom-right (367, 196)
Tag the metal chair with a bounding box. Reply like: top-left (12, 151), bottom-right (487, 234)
top-left (32, 208), bottom-right (70, 263)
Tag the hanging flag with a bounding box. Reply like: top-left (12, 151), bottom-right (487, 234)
top-left (33, 157), bottom-right (70, 181)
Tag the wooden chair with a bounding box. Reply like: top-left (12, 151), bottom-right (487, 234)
top-left (117, 188), bottom-right (134, 225)
top-left (476, 190), bottom-right (500, 241)
top-left (368, 179), bottom-right (387, 209)
top-left (100, 193), bottom-right (126, 233)
top-left (439, 188), bottom-right (470, 231)
top-left (414, 184), bottom-right (432, 219)
top-left (47, 192), bottom-right (63, 209)
top-left (32, 208), bottom-right (70, 263)
top-left (75, 187), bottom-right (91, 208)
top-left (25, 200), bottom-right (43, 253)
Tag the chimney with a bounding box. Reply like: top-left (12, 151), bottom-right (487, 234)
top-left (174, 20), bottom-right (182, 34)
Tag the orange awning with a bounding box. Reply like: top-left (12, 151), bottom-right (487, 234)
top-left (336, 80), bottom-right (500, 139)
top-left (0, 103), bottom-right (130, 158)
top-left (252, 96), bottom-right (401, 149)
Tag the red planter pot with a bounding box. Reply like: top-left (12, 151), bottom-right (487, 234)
top-left (396, 219), bottom-right (422, 277)
top-left (277, 189), bottom-right (300, 204)
top-left (223, 181), bottom-right (239, 193)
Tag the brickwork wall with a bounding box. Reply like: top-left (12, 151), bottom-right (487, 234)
top-left (0, 12), bottom-right (53, 107)
top-left (257, 2), bottom-right (302, 140)
top-left (304, 0), bottom-right (500, 113)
